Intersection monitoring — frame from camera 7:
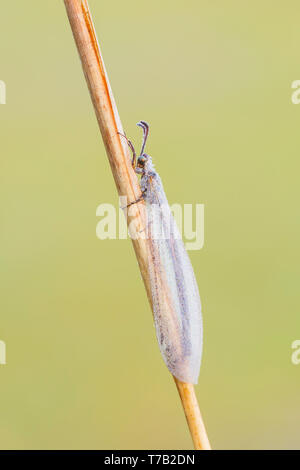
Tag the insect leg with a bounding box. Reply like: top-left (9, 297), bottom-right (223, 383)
top-left (118, 132), bottom-right (137, 167)
top-left (126, 188), bottom-right (147, 207)
top-left (121, 188), bottom-right (147, 209)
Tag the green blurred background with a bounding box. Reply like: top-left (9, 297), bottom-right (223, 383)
top-left (1, 0), bottom-right (299, 449)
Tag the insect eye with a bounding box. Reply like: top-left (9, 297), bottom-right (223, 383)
top-left (137, 155), bottom-right (147, 168)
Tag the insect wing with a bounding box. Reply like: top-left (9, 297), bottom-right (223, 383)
top-left (145, 177), bottom-right (203, 384)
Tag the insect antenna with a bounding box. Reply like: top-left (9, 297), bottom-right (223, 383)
top-left (137, 121), bottom-right (149, 156)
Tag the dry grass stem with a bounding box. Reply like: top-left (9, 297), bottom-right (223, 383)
top-left (64, 0), bottom-right (210, 450)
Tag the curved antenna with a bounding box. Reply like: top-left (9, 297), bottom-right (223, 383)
top-left (137, 121), bottom-right (149, 156)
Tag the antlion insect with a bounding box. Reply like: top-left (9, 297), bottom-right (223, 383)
top-left (120, 121), bottom-right (203, 384)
